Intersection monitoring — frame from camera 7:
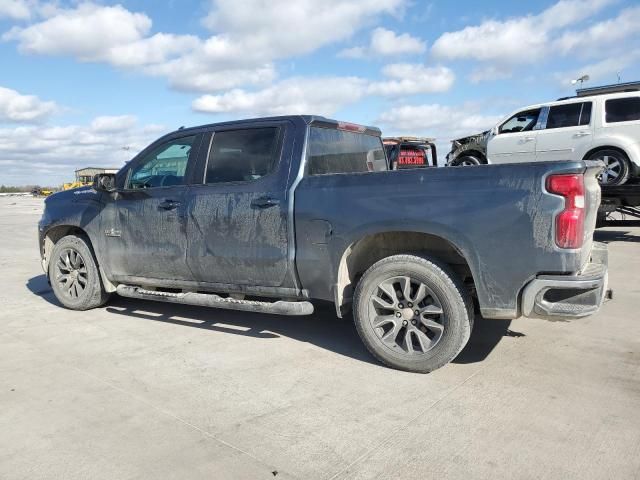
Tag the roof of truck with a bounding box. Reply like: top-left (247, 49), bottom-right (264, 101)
top-left (174, 115), bottom-right (382, 136)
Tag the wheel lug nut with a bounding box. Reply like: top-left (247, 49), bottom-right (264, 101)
top-left (402, 320), bottom-right (408, 326)
top-left (415, 310), bottom-right (420, 316)
top-left (398, 303), bottom-right (404, 309)
top-left (395, 312), bottom-right (402, 318)
top-left (407, 302), bottom-right (413, 308)
top-left (411, 319), bottom-right (417, 325)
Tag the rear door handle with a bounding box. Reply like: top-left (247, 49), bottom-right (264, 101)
top-left (574, 131), bottom-right (592, 138)
top-left (523, 137), bottom-right (536, 142)
top-left (251, 197), bottom-right (280, 208)
top-left (159, 199), bottom-right (181, 210)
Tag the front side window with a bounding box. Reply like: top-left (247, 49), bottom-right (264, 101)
top-left (307, 127), bottom-right (387, 175)
top-left (499, 109), bottom-right (541, 134)
top-left (128, 136), bottom-right (196, 189)
top-left (205, 128), bottom-right (280, 184)
top-left (546, 102), bottom-right (592, 129)
top-left (605, 97), bottom-right (640, 123)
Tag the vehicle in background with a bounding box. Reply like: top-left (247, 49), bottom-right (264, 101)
top-left (446, 81), bottom-right (640, 186)
top-left (446, 131), bottom-right (489, 167)
top-left (39, 115), bottom-right (608, 373)
top-left (383, 137), bottom-right (437, 169)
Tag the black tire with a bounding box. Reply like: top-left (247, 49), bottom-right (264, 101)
top-left (449, 155), bottom-right (483, 167)
top-left (48, 234), bottom-right (111, 310)
top-left (588, 149), bottom-right (631, 186)
top-left (353, 255), bottom-right (472, 373)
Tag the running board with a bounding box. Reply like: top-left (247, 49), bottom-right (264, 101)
top-left (116, 285), bottom-right (314, 316)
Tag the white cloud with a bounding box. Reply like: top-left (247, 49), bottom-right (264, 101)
top-left (4, 0), bottom-right (406, 93)
top-left (90, 115), bottom-right (137, 133)
top-left (367, 64), bottom-right (454, 96)
top-left (0, 116), bottom-right (167, 185)
top-left (192, 77), bottom-right (368, 116)
top-left (431, 0), bottom-right (614, 64)
top-left (0, 86), bottom-right (57, 122)
top-left (555, 6), bottom-right (640, 58)
top-left (0, 0), bottom-right (32, 20)
top-left (338, 27), bottom-right (426, 58)
top-left (192, 64), bottom-right (454, 116)
top-left (378, 103), bottom-right (501, 139)
top-left (4, 4), bottom-right (152, 61)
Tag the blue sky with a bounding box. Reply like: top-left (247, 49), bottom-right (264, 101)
top-left (1, 0), bottom-right (639, 185)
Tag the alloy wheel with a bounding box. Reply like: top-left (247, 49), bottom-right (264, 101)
top-left (54, 248), bottom-right (88, 299)
top-left (368, 276), bottom-right (445, 355)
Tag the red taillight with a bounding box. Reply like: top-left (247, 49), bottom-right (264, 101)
top-left (546, 174), bottom-right (585, 249)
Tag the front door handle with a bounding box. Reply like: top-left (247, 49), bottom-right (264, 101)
top-left (159, 199), bottom-right (181, 210)
top-left (251, 197), bottom-right (280, 208)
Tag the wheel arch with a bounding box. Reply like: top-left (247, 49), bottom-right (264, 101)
top-left (334, 231), bottom-right (477, 317)
top-left (43, 224), bottom-right (116, 292)
top-left (583, 145), bottom-right (630, 162)
top-left (459, 149), bottom-right (487, 163)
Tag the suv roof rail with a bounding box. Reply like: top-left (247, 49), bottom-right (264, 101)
top-left (556, 96), bottom-right (576, 101)
top-left (576, 80), bottom-right (640, 97)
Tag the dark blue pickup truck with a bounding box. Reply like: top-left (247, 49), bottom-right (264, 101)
top-left (39, 115), bottom-right (608, 372)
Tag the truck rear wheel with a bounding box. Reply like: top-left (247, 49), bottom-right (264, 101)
top-left (48, 234), bottom-right (111, 310)
top-left (353, 255), bottom-right (471, 373)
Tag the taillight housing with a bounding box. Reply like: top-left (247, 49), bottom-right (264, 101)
top-left (546, 174), bottom-right (585, 249)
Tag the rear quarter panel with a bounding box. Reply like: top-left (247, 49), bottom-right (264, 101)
top-left (294, 161), bottom-right (595, 318)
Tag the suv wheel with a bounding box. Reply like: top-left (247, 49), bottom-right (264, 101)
top-left (49, 234), bottom-right (111, 310)
top-left (588, 149), bottom-right (631, 186)
top-left (449, 155), bottom-right (482, 167)
top-left (353, 255), bottom-right (472, 373)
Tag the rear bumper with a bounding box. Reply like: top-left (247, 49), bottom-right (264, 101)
top-left (521, 242), bottom-right (609, 320)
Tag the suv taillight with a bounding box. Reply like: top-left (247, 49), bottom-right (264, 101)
top-left (546, 174), bottom-right (585, 249)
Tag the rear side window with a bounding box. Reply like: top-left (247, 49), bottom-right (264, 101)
top-left (205, 128), bottom-right (280, 184)
top-left (307, 127), bottom-right (387, 175)
top-left (605, 97), bottom-right (640, 123)
top-left (546, 102), bottom-right (592, 129)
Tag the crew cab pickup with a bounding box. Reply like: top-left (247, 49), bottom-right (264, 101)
top-left (39, 115), bottom-right (609, 372)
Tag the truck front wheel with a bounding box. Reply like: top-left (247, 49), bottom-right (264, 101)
top-left (353, 255), bottom-right (472, 373)
top-left (48, 234), bottom-right (111, 310)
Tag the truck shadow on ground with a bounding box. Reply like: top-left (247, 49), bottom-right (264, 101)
top-left (26, 274), bottom-right (521, 368)
top-left (594, 229), bottom-right (640, 243)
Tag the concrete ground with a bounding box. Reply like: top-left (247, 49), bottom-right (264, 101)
top-left (1, 195), bottom-right (639, 480)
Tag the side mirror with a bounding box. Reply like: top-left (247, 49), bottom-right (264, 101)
top-left (94, 173), bottom-right (117, 192)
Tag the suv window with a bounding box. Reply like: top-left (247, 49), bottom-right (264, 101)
top-left (128, 135), bottom-right (196, 189)
top-left (205, 128), bottom-right (280, 184)
top-left (307, 127), bottom-right (387, 175)
top-left (499, 109), bottom-right (541, 134)
top-left (546, 102), bottom-right (592, 129)
top-left (605, 97), bottom-right (640, 123)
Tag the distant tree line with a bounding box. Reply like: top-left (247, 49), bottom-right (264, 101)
top-left (0, 185), bottom-right (58, 193)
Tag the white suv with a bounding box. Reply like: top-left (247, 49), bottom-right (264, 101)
top-left (449, 82), bottom-right (640, 186)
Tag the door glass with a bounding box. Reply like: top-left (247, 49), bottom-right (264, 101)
top-left (128, 136), bottom-right (196, 189)
top-left (605, 97), bottom-right (640, 123)
top-left (546, 103), bottom-right (584, 129)
top-left (579, 102), bottom-right (592, 126)
top-left (205, 128), bottom-right (280, 184)
top-left (498, 109), bottom-right (541, 134)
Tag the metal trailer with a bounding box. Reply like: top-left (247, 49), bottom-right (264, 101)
top-left (598, 183), bottom-right (640, 227)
